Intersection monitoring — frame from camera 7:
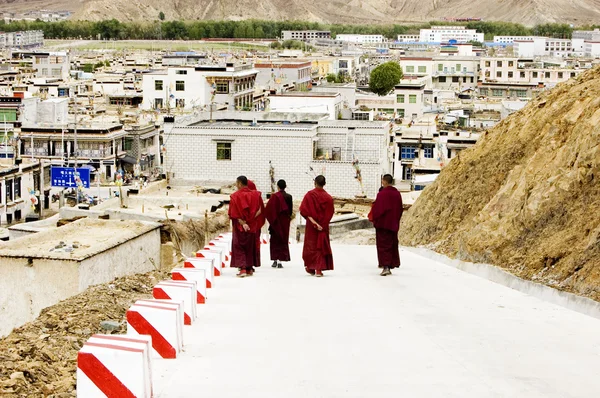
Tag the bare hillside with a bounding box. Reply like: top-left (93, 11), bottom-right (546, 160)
top-left (3, 0), bottom-right (600, 26)
top-left (400, 67), bottom-right (600, 301)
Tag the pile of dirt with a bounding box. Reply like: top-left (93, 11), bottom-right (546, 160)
top-left (0, 269), bottom-right (169, 397)
top-left (163, 210), bottom-right (230, 256)
top-left (333, 229), bottom-right (376, 245)
top-left (400, 67), bottom-right (600, 301)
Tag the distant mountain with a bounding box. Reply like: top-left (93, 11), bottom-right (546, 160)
top-left (3, 0), bottom-right (600, 26)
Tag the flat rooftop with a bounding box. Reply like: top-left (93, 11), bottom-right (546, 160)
top-left (0, 219), bottom-right (160, 261)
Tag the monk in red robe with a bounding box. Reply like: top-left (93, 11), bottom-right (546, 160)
top-left (300, 175), bottom-right (334, 277)
top-left (247, 179), bottom-right (264, 272)
top-left (265, 179), bottom-right (293, 268)
top-left (228, 176), bottom-right (265, 278)
top-left (369, 174), bottom-right (403, 276)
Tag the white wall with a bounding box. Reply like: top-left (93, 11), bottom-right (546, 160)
top-left (269, 95), bottom-right (340, 120)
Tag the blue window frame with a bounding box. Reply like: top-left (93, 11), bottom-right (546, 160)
top-left (400, 145), bottom-right (417, 159)
top-left (424, 146), bottom-right (434, 158)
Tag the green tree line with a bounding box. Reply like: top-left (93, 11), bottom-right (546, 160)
top-left (0, 19), bottom-right (594, 41)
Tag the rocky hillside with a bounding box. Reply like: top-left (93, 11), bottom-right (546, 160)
top-left (400, 67), bottom-right (600, 301)
top-left (3, 0), bottom-right (600, 25)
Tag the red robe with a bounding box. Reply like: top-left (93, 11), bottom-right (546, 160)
top-left (229, 187), bottom-right (265, 270)
top-left (369, 186), bottom-right (403, 268)
top-left (300, 188), bottom-right (334, 272)
top-left (247, 180), bottom-right (264, 268)
top-left (265, 191), bottom-right (292, 261)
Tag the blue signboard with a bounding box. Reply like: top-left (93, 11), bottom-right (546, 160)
top-left (51, 167), bottom-right (91, 189)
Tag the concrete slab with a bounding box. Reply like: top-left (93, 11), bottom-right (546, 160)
top-left (153, 244), bottom-right (600, 398)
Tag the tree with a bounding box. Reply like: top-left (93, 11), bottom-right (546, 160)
top-left (369, 62), bottom-right (403, 96)
top-left (159, 12), bottom-right (165, 21)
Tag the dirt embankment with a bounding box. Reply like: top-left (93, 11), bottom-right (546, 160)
top-left (400, 66), bottom-right (600, 301)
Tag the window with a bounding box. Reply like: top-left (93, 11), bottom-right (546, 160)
top-left (405, 66), bottom-right (415, 73)
top-left (216, 82), bottom-right (229, 94)
top-left (516, 90), bottom-right (527, 98)
top-left (545, 72), bottom-right (550, 78)
top-left (452, 76), bottom-right (459, 83)
top-left (123, 138), bottom-right (133, 151)
top-left (175, 70), bottom-right (187, 75)
top-left (439, 76), bottom-right (447, 82)
top-left (154, 98), bottom-right (163, 109)
top-left (438, 64), bottom-right (443, 72)
top-left (14, 177), bottom-right (21, 199)
top-left (456, 64), bottom-right (461, 71)
top-left (216, 142), bottom-right (232, 160)
top-left (155, 80), bottom-right (163, 90)
top-left (571, 72), bottom-right (576, 78)
top-left (176, 98), bottom-right (185, 108)
top-left (497, 61), bottom-right (502, 67)
top-left (485, 61), bottom-right (491, 67)
top-left (418, 66), bottom-right (426, 73)
top-left (402, 165), bottom-right (413, 180)
top-left (5, 179), bottom-right (13, 202)
top-left (533, 71), bottom-right (538, 78)
top-left (520, 71), bottom-right (525, 78)
top-left (423, 146), bottom-right (434, 158)
top-left (409, 94), bottom-right (417, 104)
top-left (558, 72), bottom-right (563, 79)
top-left (492, 89), bottom-right (503, 97)
top-left (396, 109), bottom-right (405, 117)
top-left (496, 71), bottom-right (502, 78)
top-left (508, 71), bottom-right (513, 78)
top-left (52, 68), bottom-right (61, 76)
top-left (396, 94), bottom-right (405, 103)
top-left (175, 80), bottom-right (185, 91)
top-left (508, 61), bottom-right (514, 67)
top-left (400, 145), bottom-right (417, 159)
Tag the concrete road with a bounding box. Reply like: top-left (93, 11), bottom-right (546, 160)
top-left (153, 244), bottom-right (600, 398)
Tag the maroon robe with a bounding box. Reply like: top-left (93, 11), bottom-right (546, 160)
top-left (247, 180), bottom-right (264, 268)
top-left (229, 187), bottom-right (265, 270)
top-left (265, 190), bottom-right (292, 261)
top-left (300, 188), bottom-right (334, 272)
top-left (369, 185), bottom-right (403, 268)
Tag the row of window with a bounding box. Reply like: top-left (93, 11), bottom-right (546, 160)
top-left (485, 70), bottom-right (576, 79)
top-left (396, 94), bottom-right (418, 104)
top-left (154, 98), bottom-right (185, 108)
top-left (479, 88), bottom-right (527, 97)
top-left (155, 80), bottom-right (186, 91)
top-left (484, 60), bottom-right (515, 68)
top-left (438, 76), bottom-right (474, 83)
top-left (0, 177), bottom-right (22, 204)
top-left (400, 145), bottom-right (434, 159)
top-left (404, 65), bottom-right (427, 73)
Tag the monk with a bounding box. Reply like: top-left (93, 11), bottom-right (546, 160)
top-left (228, 176), bottom-right (265, 278)
top-left (299, 175), bottom-right (334, 277)
top-left (369, 174), bottom-right (403, 276)
top-left (247, 179), bottom-right (264, 272)
top-left (265, 179), bottom-right (293, 268)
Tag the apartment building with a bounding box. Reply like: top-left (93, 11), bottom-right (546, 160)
top-left (572, 29), bottom-right (600, 41)
top-left (394, 80), bottom-right (426, 120)
top-left (419, 26), bottom-right (484, 44)
top-left (396, 35), bottom-right (420, 43)
top-left (431, 57), bottom-right (478, 90)
top-left (514, 37), bottom-right (577, 58)
top-left (480, 58), bottom-right (582, 87)
top-left (493, 36), bottom-right (535, 45)
top-left (33, 52), bottom-right (70, 80)
top-left (281, 30), bottom-right (332, 41)
top-left (141, 63), bottom-right (258, 111)
top-left (0, 30), bottom-right (44, 49)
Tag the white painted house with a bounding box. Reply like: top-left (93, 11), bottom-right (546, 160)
top-left (141, 64), bottom-right (258, 111)
top-left (419, 26), bottom-right (484, 44)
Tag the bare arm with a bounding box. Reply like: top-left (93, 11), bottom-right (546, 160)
top-left (308, 216), bottom-right (323, 231)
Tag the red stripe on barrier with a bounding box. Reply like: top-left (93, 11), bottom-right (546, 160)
top-left (127, 310), bottom-right (177, 358)
top-left (153, 287), bottom-right (192, 325)
top-left (78, 352), bottom-right (136, 398)
top-left (172, 272), bottom-right (205, 303)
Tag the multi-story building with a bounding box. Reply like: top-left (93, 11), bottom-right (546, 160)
top-left (254, 60), bottom-right (312, 92)
top-left (419, 26), bottom-right (484, 44)
top-left (0, 30), bottom-right (44, 49)
top-left (431, 57), bottom-right (478, 90)
top-left (0, 159), bottom-right (44, 225)
top-left (479, 57), bottom-right (582, 89)
top-left (572, 29), bottom-right (600, 41)
top-left (493, 36), bottom-right (535, 45)
top-left (396, 35), bottom-right (420, 43)
top-left (141, 63), bottom-right (258, 111)
top-left (281, 30), bottom-right (332, 41)
top-left (394, 80), bottom-right (426, 121)
top-left (514, 37), bottom-right (575, 58)
top-left (336, 34), bottom-right (386, 44)
top-left (33, 52), bottom-right (70, 80)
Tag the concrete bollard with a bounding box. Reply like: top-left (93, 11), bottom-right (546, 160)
top-left (195, 250), bottom-right (223, 275)
top-left (126, 300), bottom-right (183, 359)
top-left (186, 257), bottom-right (215, 288)
top-left (135, 299), bottom-right (184, 350)
top-left (202, 246), bottom-right (226, 269)
top-left (172, 268), bottom-right (207, 304)
top-left (77, 334), bottom-right (152, 397)
top-left (208, 240), bottom-right (231, 265)
top-left (153, 281), bottom-right (197, 325)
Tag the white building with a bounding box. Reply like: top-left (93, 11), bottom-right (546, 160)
top-left (397, 35), bottom-right (420, 43)
top-left (419, 26), bottom-right (484, 44)
top-left (0, 159), bottom-right (44, 225)
top-left (513, 37), bottom-right (575, 58)
top-left (573, 29), bottom-right (600, 41)
top-left (33, 52), bottom-right (70, 80)
top-left (254, 60), bottom-right (312, 92)
top-left (493, 36), bottom-right (535, 45)
top-left (336, 34), bottom-right (386, 44)
top-left (269, 92), bottom-right (342, 120)
top-left (0, 30), bottom-right (44, 49)
top-left (584, 41), bottom-right (600, 57)
top-left (163, 112), bottom-right (391, 198)
top-left (282, 30), bottom-right (331, 41)
top-left (142, 64), bottom-right (258, 111)
top-left (394, 80), bottom-right (426, 121)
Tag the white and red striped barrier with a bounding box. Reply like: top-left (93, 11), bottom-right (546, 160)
top-left (172, 268), bottom-right (207, 304)
top-left (202, 246), bottom-right (227, 269)
top-left (77, 334), bottom-right (152, 397)
top-left (185, 257), bottom-right (215, 288)
top-left (135, 299), bottom-right (184, 349)
top-left (207, 241), bottom-right (231, 266)
top-left (196, 249), bottom-right (223, 275)
top-left (127, 299), bottom-right (184, 359)
top-left (153, 281), bottom-right (197, 325)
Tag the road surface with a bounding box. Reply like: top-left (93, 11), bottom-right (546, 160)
top-left (153, 244), bottom-right (600, 397)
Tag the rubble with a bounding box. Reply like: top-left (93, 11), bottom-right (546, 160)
top-left (400, 67), bottom-right (600, 301)
top-left (0, 269), bottom-right (169, 397)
